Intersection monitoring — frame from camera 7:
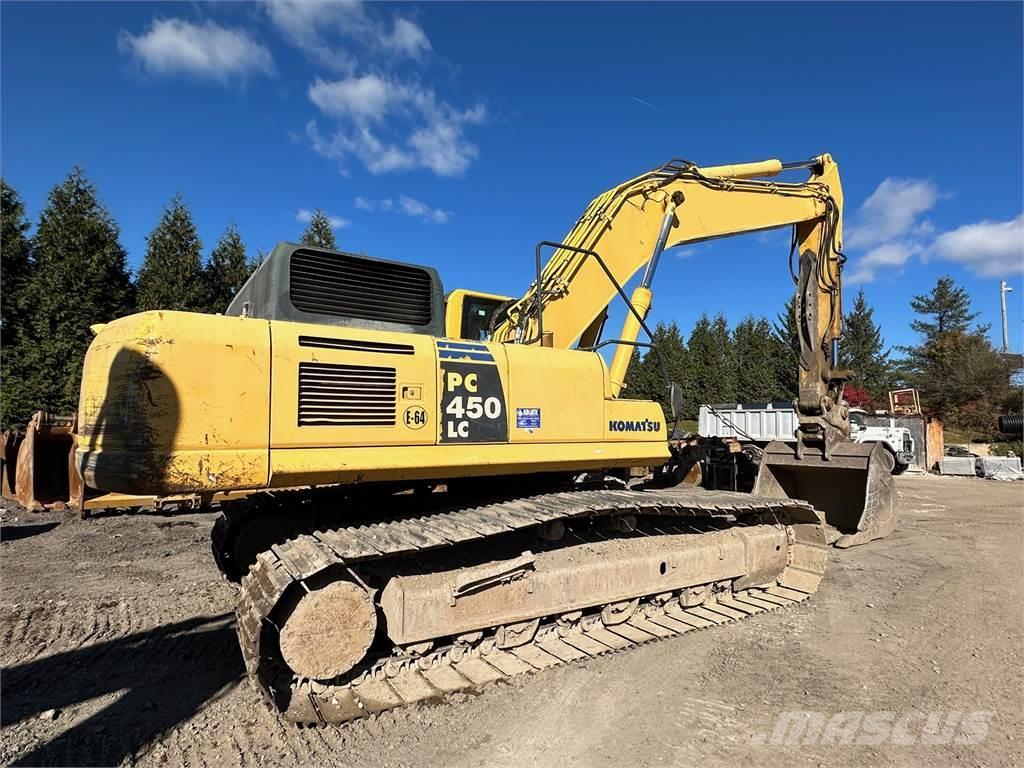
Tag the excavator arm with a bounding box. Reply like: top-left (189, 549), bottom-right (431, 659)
top-left (488, 153), bottom-right (894, 547)
top-left (492, 155), bottom-right (846, 428)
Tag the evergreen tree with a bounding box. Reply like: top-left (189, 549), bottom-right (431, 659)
top-left (300, 210), bottom-right (338, 250)
top-left (901, 276), bottom-right (1014, 432)
top-left (733, 316), bottom-right (787, 403)
top-left (4, 168), bottom-right (134, 424)
top-left (1, 179), bottom-right (32, 341)
top-left (839, 289), bottom-right (891, 402)
top-left (907, 329), bottom-right (1014, 433)
top-left (622, 347), bottom-right (660, 403)
top-left (622, 321), bottom-right (693, 421)
top-left (1, 180), bottom-right (35, 430)
top-left (136, 195), bottom-right (206, 312)
top-left (688, 313), bottom-right (737, 407)
top-left (909, 275), bottom-right (982, 339)
top-left (203, 224), bottom-right (255, 313)
top-left (773, 296), bottom-right (800, 399)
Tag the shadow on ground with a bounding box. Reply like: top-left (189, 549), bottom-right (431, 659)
top-left (3, 613), bottom-right (242, 767)
top-left (0, 522), bottom-right (61, 542)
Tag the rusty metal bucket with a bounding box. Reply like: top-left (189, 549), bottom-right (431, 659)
top-left (753, 440), bottom-right (896, 548)
top-left (14, 412), bottom-right (82, 511)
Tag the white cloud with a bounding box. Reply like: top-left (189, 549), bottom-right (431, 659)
top-left (296, 209), bottom-right (349, 229)
top-left (399, 195), bottom-right (450, 223)
top-left (355, 195), bottom-right (450, 223)
top-left (354, 196), bottom-right (393, 212)
top-left (309, 74), bottom-right (396, 121)
top-left (266, 1), bottom-right (429, 71)
top-left (846, 177), bottom-right (1023, 284)
top-left (269, 1), bottom-right (481, 177)
top-left (118, 19), bottom-right (274, 82)
top-left (306, 79), bottom-right (486, 176)
top-left (930, 214), bottom-right (1024, 277)
top-left (380, 18), bottom-right (432, 59)
top-left (846, 241), bottom-right (922, 284)
top-left (845, 178), bottom-right (941, 249)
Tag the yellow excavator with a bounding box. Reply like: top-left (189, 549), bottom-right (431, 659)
top-left (76, 153), bottom-right (894, 724)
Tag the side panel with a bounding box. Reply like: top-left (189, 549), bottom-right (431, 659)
top-left (604, 399), bottom-right (668, 443)
top-left (269, 322), bottom-right (440, 450)
top-left (268, 442), bottom-right (669, 488)
top-left (77, 312), bottom-right (271, 495)
top-left (503, 346), bottom-right (605, 444)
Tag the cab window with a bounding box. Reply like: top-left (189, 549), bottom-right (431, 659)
top-left (461, 296), bottom-right (506, 341)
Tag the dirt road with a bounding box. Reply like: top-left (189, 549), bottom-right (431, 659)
top-left (1, 475), bottom-right (1021, 767)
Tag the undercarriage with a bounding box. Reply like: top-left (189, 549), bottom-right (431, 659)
top-left (219, 485), bottom-right (826, 725)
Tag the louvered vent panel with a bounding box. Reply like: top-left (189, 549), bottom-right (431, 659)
top-left (298, 335), bottom-right (415, 355)
top-left (298, 362), bottom-right (397, 426)
top-left (290, 250), bottom-right (433, 325)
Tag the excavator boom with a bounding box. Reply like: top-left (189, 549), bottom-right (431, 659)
top-left (485, 154), bottom-right (892, 546)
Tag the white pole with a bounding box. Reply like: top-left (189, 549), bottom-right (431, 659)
top-left (1000, 280), bottom-right (1013, 352)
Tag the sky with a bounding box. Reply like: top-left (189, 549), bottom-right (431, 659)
top-left (2, 1), bottom-right (1022, 354)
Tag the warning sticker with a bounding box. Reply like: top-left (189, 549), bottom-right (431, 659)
top-left (516, 408), bottom-right (541, 430)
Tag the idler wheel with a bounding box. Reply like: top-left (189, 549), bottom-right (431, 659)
top-left (279, 581), bottom-right (377, 680)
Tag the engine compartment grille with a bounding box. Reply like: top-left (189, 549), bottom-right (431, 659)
top-left (290, 250), bottom-right (433, 326)
top-left (298, 335), bottom-right (415, 355)
top-left (297, 362), bottom-right (397, 426)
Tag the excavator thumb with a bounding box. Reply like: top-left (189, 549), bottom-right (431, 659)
top-left (753, 440), bottom-right (896, 548)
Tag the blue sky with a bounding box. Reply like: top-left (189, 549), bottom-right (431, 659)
top-left (2, 1), bottom-right (1022, 353)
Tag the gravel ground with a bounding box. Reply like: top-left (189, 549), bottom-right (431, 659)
top-left (1, 474), bottom-right (1021, 767)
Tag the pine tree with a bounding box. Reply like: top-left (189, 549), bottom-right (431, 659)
top-left (907, 329), bottom-right (1014, 433)
top-left (909, 275), bottom-right (982, 339)
top-left (734, 316), bottom-right (787, 403)
top-left (1, 180), bottom-right (35, 430)
top-left (773, 296), bottom-right (800, 399)
top-left (901, 276), bottom-right (1011, 431)
top-left (5, 168), bottom-right (134, 424)
top-left (840, 289), bottom-right (891, 402)
top-left (1, 179), bottom-right (32, 342)
top-left (622, 321), bottom-right (694, 422)
top-left (136, 195), bottom-right (207, 312)
top-left (204, 224), bottom-right (255, 313)
top-left (300, 210), bottom-right (338, 250)
top-left (688, 313), bottom-right (737, 407)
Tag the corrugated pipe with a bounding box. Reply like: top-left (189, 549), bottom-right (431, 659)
top-left (997, 414), bottom-right (1023, 434)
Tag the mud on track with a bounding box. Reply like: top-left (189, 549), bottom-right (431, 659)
top-left (1, 475), bottom-right (1022, 767)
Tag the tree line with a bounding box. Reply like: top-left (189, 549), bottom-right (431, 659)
top-left (1, 168), bottom-right (1018, 438)
top-left (624, 278), bottom-right (1020, 438)
top-left (1, 169), bottom-right (339, 429)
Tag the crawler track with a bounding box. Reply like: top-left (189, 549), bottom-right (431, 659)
top-left (234, 487), bottom-right (826, 725)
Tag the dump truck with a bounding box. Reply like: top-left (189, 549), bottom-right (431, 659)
top-left (74, 154), bottom-right (892, 724)
top-left (698, 403), bottom-right (915, 474)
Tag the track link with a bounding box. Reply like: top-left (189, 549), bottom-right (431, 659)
top-left (235, 487), bottom-right (826, 725)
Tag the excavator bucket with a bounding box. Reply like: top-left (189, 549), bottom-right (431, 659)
top-left (753, 440), bottom-right (896, 548)
top-left (14, 412), bottom-right (79, 512)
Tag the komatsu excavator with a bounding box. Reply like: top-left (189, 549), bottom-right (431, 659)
top-left (76, 153), bottom-right (894, 725)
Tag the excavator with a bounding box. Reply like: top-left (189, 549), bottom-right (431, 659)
top-left (75, 153), bottom-right (895, 725)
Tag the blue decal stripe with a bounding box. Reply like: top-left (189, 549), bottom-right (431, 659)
top-left (438, 350), bottom-right (494, 361)
top-left (436, 341), bottom-right (490, 351)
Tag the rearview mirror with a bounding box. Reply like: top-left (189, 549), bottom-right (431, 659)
top-left (669, 382), bottom-right (683, 421)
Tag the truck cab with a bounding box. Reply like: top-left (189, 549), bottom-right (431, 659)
top-left (849, 409), bottom-right (915, 474)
